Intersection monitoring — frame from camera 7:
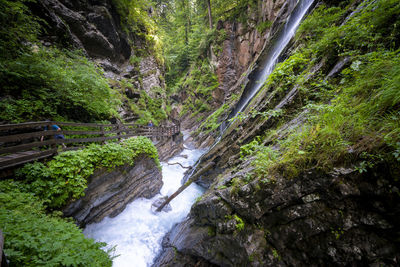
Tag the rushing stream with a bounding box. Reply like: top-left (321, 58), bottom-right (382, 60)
top-left (84, 137), bottom-right (206, 267)
top-left (84, 1), bottom-right (316, 265)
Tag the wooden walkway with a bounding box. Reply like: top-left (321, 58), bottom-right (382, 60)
top-left (0, 121), bottom-right (180, 171)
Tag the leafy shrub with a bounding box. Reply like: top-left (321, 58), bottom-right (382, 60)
top-left (234, 215), bottom-right (245, 231)
top-left (0, 181), bottom-right (113, 266)
top-left (16, 137), bottom-right (160, 208)
top-left (133, 90), bottom-right (167, 125)
top-left (0, 47), bottom-right (120, 122)
top-left (0, 0), bottom-right (41, 59)
top-left (256, 20), bottom-right (272, 34)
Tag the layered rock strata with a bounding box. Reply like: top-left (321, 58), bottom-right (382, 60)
top-left (155, 163), bottom-right (400, 266)
top-left (64, 156), bottom-right (162, 227)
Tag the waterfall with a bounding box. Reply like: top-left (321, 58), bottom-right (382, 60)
top-left (83, 1), bottom-right (315, 265)
top-left (225, 0), bottom-right (315, 127)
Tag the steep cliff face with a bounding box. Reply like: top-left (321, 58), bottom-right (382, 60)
top-left (30, 0), bottom-right (168, 125)
top-left (30, 0), bottom-right (131, 64)
top-left (214, 0), bottom-right (295, 104)
top-left (181, 0), bottom-right (302, 144)
top-left (64, 156), bottom-right (162, 227)
top-left (155, 0), bottom-right (400, 265)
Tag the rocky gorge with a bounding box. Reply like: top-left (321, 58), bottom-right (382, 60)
top-left (63, 156), bottom-right (162, 227)
top-left (154, 0), bottom-right (400, 266)
top-left (1, 0), bottom-right (399, 266)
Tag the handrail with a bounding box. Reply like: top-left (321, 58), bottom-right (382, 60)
top-left (0, 121), bottom-right (180, 170)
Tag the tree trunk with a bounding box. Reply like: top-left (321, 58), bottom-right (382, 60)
top-left (156, 162), bottom-right (215, 212)
top-left (207, 0), bottom-right (213, 29)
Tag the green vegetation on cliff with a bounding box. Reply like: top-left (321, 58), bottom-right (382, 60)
top-left (0, 181), bottom-right (113, 267)
top-left (237, 0), bottom-right (400, 181)
top-left (0, 0), bottom-right (166, 265)
top-left (0, 48), bottom-right (120, 123)
top-left (15, 136), bottom-right (159, 208)
top-left (155, 0), bottom-right (266, 122)
top-left (1, 136), bottom-right (158, 264)
top-left (0, 1), bottom-right (121, 123)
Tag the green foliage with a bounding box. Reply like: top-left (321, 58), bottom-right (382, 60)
top-left (134, 90), bottom-right (167, 125)
top-left (212, 0), bottom-right (258, 23)
top-left (298, 1), bottom-right (400, 59)
top-left (238, 0), bottom-right (400, 180)
top-left (16, 137), bottom-right (160, 208)
top-left (266, 52), bottom-right (309, 88)
top-left (112, 0), bottom-right (163, 63)
top-left (0, 47), bottom-right (120, 122)
top-left (271, 248), bottom-right (281, 260)
top-left (159, 0), bottom-right (261, 86)
top-left (196, 103), bottom-right (228, 135)
top-left (256, 20), bottom-right (272, 34)
top-left (176, 59), bottom-right (219, 118)
top-left (0, 181), bottom-right (113, 266)
top-left (233, 214), bottom-right (245, 231)
top-left (0, 0), bottom-right (41, 59)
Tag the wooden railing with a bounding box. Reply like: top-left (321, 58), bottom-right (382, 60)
top-left (0, 121), bottom-right (180, 170)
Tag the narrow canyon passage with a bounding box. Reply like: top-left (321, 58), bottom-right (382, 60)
top-left (84, 134), bottom-right (206, 266)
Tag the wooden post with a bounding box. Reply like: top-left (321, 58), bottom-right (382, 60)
top-left (156, 162), bottom-right (215, 212)
top-left (117, 123), bottom-right (121, 142)
top-left (100, 126), bottom-right (105, 144)
top-left (1, 229), bottom-right (9, 267)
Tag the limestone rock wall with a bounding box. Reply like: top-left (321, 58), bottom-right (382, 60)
top-left (213, 0), bottom-right (296, 104)
top-left (155, 164), bottom-right (400, 266)
top-left (30, 0), bottom-right (168, 124)
top-left (63, 156), bottom-right (162, 227)
top-left (154, 0), bottom-right (400, 265)
top-left (31, 0), bottom-right (131, 63)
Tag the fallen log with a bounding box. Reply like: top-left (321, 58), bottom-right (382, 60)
top-left (166, 162), bottom-right (191, 169)
top-left (156, 162), bottom-right (215, 212)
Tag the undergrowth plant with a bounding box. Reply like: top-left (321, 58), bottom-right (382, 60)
top-left (0, 181), bottom-right (113, 266)
top-left (0, 47), bottom-right (120, 122)
top-left (16, 137), bottom-right (160, 208)
top-left (238, 0), bottom-right (400, 181)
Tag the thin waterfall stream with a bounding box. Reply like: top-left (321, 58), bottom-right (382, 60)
top-left (226, 0), bottom-right (315, 126)
top-left (83, 1), bottom-right (315, 266)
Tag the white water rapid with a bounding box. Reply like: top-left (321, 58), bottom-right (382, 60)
top-left (84, 137), bottom-right (206, 267)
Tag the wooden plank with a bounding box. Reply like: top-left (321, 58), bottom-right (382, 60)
top-left (0, 128), bottom-right (139, 144)
top-left (0, 121), bottom-right (116, 131)
top-left (0, 134), bottom-right (131, 155)
top-left (0, 121), bottom-right (51, 131)
top-left (0, 149), bottom-right (58, 170)
top-left (0, 139), bottom-right (58, 154)
top-left (0, 121), bottom-right (178, 133)
top-left (0, 130), bottom-right (58, 143)
top-left (56, 122), bottom-right (114, 127)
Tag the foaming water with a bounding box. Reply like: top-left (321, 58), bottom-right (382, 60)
top-left (84, 141), bottom-right (206, 267)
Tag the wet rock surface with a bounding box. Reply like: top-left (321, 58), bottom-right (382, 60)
top-left (155, 0), bottom-right (400, 265)
top-left (64, 156), bottom-right (162, 227)
top-left (156, 133), bottom-right (184, 162)
top-left (213, 0), bottom-right (294, 107)
top-left (155, 163), bottom-right (400, 266)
